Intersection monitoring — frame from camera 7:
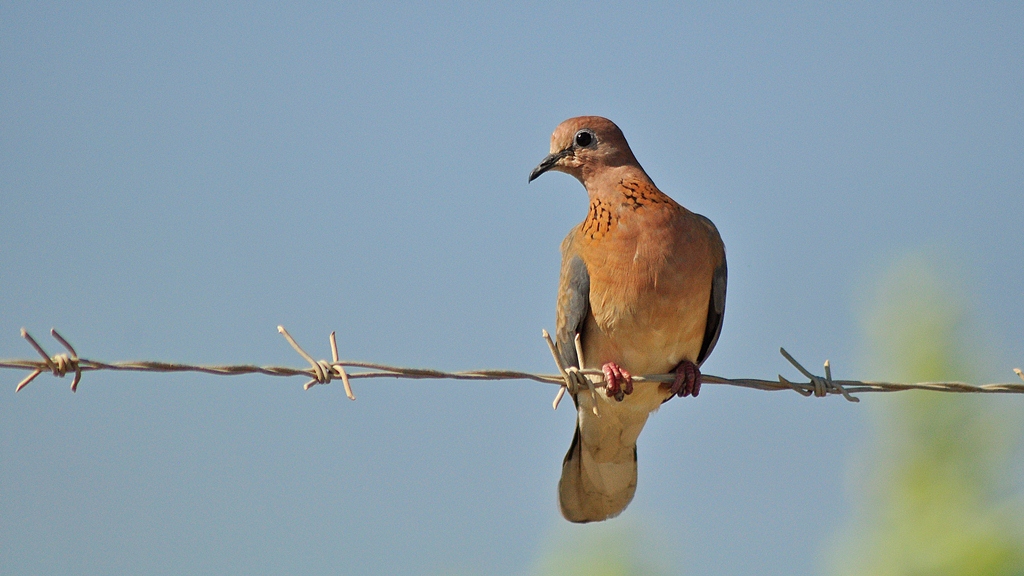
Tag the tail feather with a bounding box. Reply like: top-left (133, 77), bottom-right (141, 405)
top-left (558, 422), bottom-right (639, 523)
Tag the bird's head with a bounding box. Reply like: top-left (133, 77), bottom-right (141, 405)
top-left (528, 116), bottom-right (639, 184)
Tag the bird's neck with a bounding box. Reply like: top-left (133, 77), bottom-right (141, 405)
top-left (581, 160), bottom-right (638, 185)
top-left (578, 170), bottom-right (678, 243)
top-left (582, 165), bottom-right (675, 207)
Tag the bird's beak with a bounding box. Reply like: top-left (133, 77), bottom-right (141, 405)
top-left (529, 148), bottom-right (572, 182)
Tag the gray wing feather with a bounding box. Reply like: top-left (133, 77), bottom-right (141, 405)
top-left (697, 257), bottom-right (727, 365)
top-left (556, 254), bottom-right (590, 370)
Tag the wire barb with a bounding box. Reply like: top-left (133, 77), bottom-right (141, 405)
top-left (543, 329), bottom-right (573, 410)
top-left (779, 348), bottom-right (859, 402)
top-left (277, 326), bottom-right (356, 400)
top-left (574, 332), bottom-right (600, 416)
top-left (542, 330), bottom-right (600, 415)
top-left (329, 332), bottom-right (355, 400)
top-left (15, 328), bottom-right (83, 393)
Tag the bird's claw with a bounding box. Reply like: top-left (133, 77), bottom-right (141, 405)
top-left (670, 360), bottom-right (702, 397)
top-left (602, 362), bottom-right (633, 401)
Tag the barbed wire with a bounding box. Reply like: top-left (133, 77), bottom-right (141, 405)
top-left (3, 327), bottom-right (1023, 408)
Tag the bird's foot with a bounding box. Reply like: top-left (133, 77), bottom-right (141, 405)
top-left (670, 360), bottom-right (702, 398)
top-left (602, 362), bottom-right (633, 401)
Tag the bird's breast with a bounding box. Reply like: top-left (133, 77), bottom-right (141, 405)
top-left (579, 206), bottom-right (715, 377)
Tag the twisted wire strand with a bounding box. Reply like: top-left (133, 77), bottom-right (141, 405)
top-left (4, 327), bottom-right (1023, 404)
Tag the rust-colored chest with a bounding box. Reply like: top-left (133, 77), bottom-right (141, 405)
top-left (574, 189), bottom-right (720, 374)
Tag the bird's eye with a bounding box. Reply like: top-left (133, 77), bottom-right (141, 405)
top-left (574, 130), bottom-right (594, 148)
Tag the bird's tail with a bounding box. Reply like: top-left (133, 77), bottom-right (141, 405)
top-left (558, 417), bottom-right (639, 523)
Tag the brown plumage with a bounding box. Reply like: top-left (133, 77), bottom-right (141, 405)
top-left (530, 116), bottom-right (727, 523)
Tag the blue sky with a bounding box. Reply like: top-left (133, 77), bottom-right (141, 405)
top-left (2, 3), bottom-right (1022, 575)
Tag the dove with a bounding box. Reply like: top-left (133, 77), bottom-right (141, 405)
top-left (530, 116), bottom-right (727, 522)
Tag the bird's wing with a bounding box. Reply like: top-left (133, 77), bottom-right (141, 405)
top-left (695, 215), bottom-right (727, 366)
top-left (555, 228), bottom-right (590, 370)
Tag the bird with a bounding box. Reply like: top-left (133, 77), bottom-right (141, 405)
top-left (529, 116), bottom-right (727, 523)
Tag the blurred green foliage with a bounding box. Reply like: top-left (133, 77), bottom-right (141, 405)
top-left (530, 519), bottom-right (673, 576)
top-left (832, 254), bottom-right (1024, 576)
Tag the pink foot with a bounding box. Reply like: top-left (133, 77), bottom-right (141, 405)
top-left (602, 362), bottom-right (633, 401)
top-left (670, 360), bottom-right (702, 398)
